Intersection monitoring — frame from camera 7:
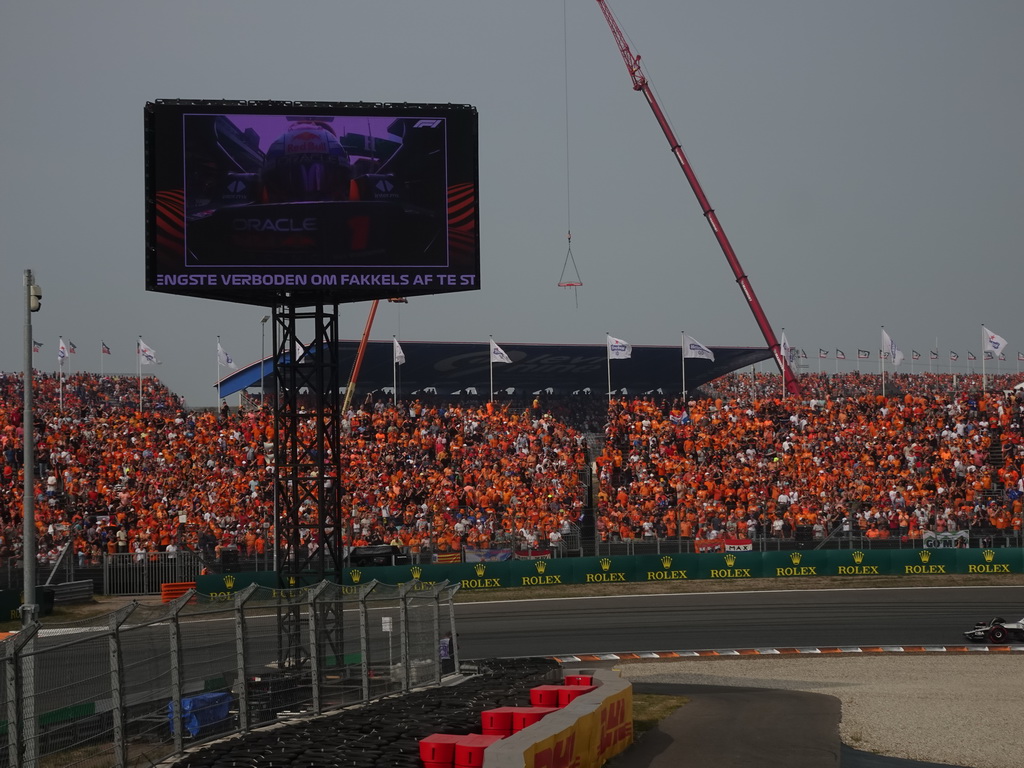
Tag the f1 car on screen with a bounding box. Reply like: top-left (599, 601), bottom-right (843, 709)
top-left (184, 115), bottom-right (445, 268)
top-left (963, 617), bottom-right (1024, 644)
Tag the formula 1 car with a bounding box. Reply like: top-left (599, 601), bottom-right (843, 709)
top-left (963, 617), bottom-right (1024, 644)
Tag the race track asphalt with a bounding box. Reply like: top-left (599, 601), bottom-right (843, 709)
top-left (605, 681), bottom-right (973, 768)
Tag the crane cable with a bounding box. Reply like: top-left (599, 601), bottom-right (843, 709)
top-left (557, 0), bottom-right (583, 305)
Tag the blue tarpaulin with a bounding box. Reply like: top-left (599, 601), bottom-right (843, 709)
top-left (168, 692), bottom-right (233, 737)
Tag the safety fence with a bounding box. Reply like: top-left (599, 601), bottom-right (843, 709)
top-left (591, 529), bottom-right (1022, 557)
top-left (0, 579), bottom-right (459, 768)
top-left (102, 551), bottom-right (206, 596)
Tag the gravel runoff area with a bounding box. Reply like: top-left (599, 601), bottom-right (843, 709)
top-left (615, 654), bottom-right (1023, 768)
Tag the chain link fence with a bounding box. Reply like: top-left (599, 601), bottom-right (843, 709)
top-left (1, 579), bottom-right (459, 768)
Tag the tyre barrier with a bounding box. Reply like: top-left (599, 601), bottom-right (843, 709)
top-left (163, 658), bottom-right (562, 768)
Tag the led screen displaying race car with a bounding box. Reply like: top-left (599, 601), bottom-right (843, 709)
top-left (146, 100), bottom-right (480, 306)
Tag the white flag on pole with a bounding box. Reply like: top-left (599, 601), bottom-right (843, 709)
top-left (780, 331), bottom-right (794, 364)
top-left (490, 339), bottom-right (512, 364)
top-left (982, 326), bottom-right (1008, 354)
top-left (606, 335), bottom-right (632, 360)
top-left (58, 338), bottom-right (68, 361)
top-left (393, 338), bottom-right (406, 365)
top-left (881, 328), bottom-right (904, 367)
top-left (217, 341), bottom-right (237, 369)
top-left (682, 333), bottom-right (715, 361)
top-left (138, 337), bottom-right (160, 365)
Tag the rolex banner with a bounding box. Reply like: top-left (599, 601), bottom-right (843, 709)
top-left (762, 550), bottom-right (828, 578)
top-left (698, 550), bottom-right (763, 580)
top-left (196, 549), bottom-right (1024, 599)
top-left (636, 554), bottom-right (699, 583)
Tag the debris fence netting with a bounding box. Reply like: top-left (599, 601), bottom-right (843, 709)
top-left (0, 579), bottom-right (458, 768)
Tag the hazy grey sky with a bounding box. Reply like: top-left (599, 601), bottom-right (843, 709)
top-left (2, 0), bottom-right (1021, 407)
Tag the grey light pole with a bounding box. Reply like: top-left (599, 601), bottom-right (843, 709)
top-left (22, 270), bottom-right (40, 627)
top-left (260, 315), bottom-right (270, 408)
top-left (261, 313), bottom-right (276, 571)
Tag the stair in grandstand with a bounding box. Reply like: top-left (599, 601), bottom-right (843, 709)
top-left (581, 432), bottom-right (604, 557)
top-left (981, 438), bottom-right (1006, 504)
top-left (987, 439), bottom-right (1004, 470)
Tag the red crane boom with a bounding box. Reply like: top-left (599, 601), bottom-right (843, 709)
top-left (596, 0), bottom-right (801, 394)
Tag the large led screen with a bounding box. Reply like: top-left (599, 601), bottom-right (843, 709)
top-left (146, 101), bottom-right (480, 306)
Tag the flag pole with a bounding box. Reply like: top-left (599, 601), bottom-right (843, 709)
top-left (217, 335), bottom-right (222, 403)
top-left (880, 326), bottom-right (886, 398)
top-left (393, 336), bottom-right (398, 406)
top-left (489, 336), bottom-right (494, 405)
top-left (58, 344), bottom-right (64, 412)
top-left (780, 328), bottom-right (786, 400)
top-left (606, 332), bottom-right (612, 404)
top-left (681, 332), bottom-right (687, 401)
top-left (981, 324), bottom-right (987, 394)
top-left (137, 336), bottom-right (143, 412)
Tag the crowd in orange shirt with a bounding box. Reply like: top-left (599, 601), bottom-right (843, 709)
top-left (0, 369), bottom-right (1022, 569)
top-left (0, 373), bottom-right (588, 566)
top-left (596, 372), bottom-right (1024, 545)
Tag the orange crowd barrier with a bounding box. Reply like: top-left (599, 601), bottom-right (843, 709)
top-left (160, 582), bottom-right (196, 603)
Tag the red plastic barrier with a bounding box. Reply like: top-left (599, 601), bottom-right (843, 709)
top-left (557, 684), bottom-right (597, 707)
top-left (529, 685), bottom-right (563, 708)
top-left (511, 706), bottom-right (559, 732)
top-left (454, 734), bottom-right (505, 768)
top-left (480, 707), bottom-right (517, 737)
top-left (419, 733), bottom-right (464, 767)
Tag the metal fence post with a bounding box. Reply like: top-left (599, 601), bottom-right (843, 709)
top-left (5, 623), bottom-right (39, 768)
top-left (234, 583), bottom-right (260, 733)
top-left (357, 582), bottom-right (377, 703)
top-left (306, 581), bottom-right (330, 715)
top-left (398, 582), bottom-right (416, 692)
top-left (109, 602), bottom-right (138, 768)
top-left (431, 582), bottom-right (442, 686)
top-left (447, 583), bottom-right (460, 673)
top-left (167, 589), bottom-right (194, 756)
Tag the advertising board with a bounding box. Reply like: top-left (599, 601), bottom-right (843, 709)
top-left (145, 100), bottom-right (480, 306)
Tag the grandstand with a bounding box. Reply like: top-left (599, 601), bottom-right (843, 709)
top-left (0, 368), bottom-right (1022, 595)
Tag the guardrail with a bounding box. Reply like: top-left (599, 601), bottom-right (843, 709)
top-left (52, 580), bottom-right (94, 604)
